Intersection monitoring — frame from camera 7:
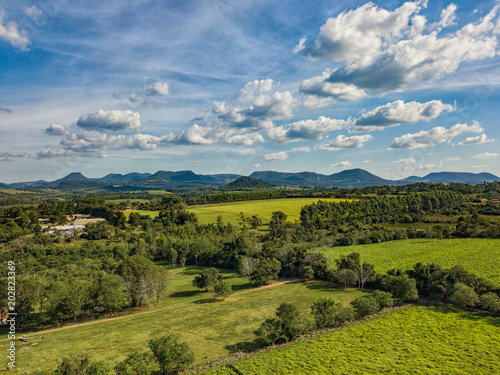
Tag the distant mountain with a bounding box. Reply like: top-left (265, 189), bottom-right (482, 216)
top-left (402, 172), bottom-right (499, 185)
top-left (250, 169), bottom-right (392, 188)
top-left (2, 169), bottom-right (499, 190)
top-left (95, 172), bottom-right (152, 184)
top-left (225, 176), bottom-right (276, 190)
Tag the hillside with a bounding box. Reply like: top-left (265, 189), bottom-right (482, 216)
top-left (224, 176), bottom-right (276, 190)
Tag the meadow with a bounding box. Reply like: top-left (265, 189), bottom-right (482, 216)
top-left (316, 238), bottom-right (500, 285)
top-left (207, 306), bottom-right (500, 375)
top-left (1, 266), bottom-right (368, 374)
top-left (187, 198), bottom-right (349, 225)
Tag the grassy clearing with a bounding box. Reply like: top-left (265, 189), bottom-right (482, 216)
top-left (3, 267), bottom-right (367, 374)
top-left (316, 238), bottom-right (500, 285)
top-left (187, 198), bottom-right (349, 225)
top-left (208, 305), bottom-right (500, 375)
top-left (122, 209), bottom-right (160, 219)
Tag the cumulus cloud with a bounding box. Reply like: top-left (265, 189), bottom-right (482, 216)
top-left (174, 124), bottom-right (264, 146)
top-left (331, 161), bottom-right (352, 168)
top-left (268, 116), bottom-right (349, 144)
top-left (145, 81), bottom-right (170, 96)
top-left (290, 146), bottom-right (310, 153)
top-left (318, 134), bottom-right (373, 151)
top-left (0, 11), bottom-right (30, 50)
top-left (303, 1), bottom-right (424, 61)
top-left (264, 151), bottom-right (288, 161)
top-left (300, 70), bottom-right (367, 100)
top-left (252, 163), bottom-right (262, 168)
top-left (300, 3), bottom-right (500, 97)
top-left (353, 100), bottom-right (454, 131)
top-left (44, 124), bottom-right (70, 136)
top-left (472, 152), bottom-right (498, 159)
top-left (301, 95), bottom-right (336, 109)
top-left (76, 110), bottom-right (142, 132)
top-left (389, 122), bottom-right (483, 149)
top-left (458, 133), bottom-right (496, 145)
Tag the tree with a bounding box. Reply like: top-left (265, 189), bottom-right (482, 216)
top-left (382, 275), bottom-right (419, 302)
top-left (238, 256), bottom-right (258, 283)
top-left (480, 292), bottom-right (500, 312)
top-left (351, 296), bottom-right (380, 316)
top-left (311, 298), bottom-right (337, 328)
top-left (255, 303), bottom-right (309, 345)
top-left (119, 255), bottom-right (157, 306)
top-left (249, 215), bottom-right (262, 229)
top-left (269, 211), bottom-right (287, 238)
top-left (114, 352), bottom-right (156, 375)
top-left (251, 258), bottom-right (281, 285)
top-left (192, 267), bottom-right (221, 292)
top-left (213, 280), bottom-right (232, 299)
top-left (148, 334), bottom-right (195, 375)
top-left (450, 283), bottom-right (479, 307)
top-left (336, 269), bottom-right (358, 288)
top-left (56, 354), bottom-right (110, 375)
top-left (152, 267), bottom-right (169, 303)
top-left (301, 265), bottom-right (314, 280)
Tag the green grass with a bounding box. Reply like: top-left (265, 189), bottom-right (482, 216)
top-left (187, 198), bottom-right (350, 225)
top-left (122, 209), bottom-right (160, 219)
top-left (2, 267), bottom-right (367, 374)
top-left (208, 306), bottom-right (500, 375)
top-left (316, 238), bottom-right (500, 285)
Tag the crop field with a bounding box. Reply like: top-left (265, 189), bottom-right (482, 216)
top-left (187, 198), bottom-right (349, 225)
top-left (316, 238), bottom-right (500, 285)
top-left (208, 306), bottom-right (500, 375)
top-left (2, 267), bottom-right (367, 374)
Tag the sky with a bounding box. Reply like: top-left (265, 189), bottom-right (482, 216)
top-left (1, 0), bottom-right (500, 183)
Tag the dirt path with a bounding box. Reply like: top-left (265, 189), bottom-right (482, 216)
top-left (1, 279), bottom-right (307, 342)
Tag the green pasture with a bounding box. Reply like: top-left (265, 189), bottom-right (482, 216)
top-left (187, 198), bottom-right (349, 225)
top-left (3, 266), bottom-right (367, 374)
top-left (122, 209), bottom-right (160, 219)
top-left (208, 305), bottom-right (500, 374)
top-left (316, 238), bottom-right (500, 285)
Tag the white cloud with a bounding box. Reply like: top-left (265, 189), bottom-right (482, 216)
top-left (0, 11), bottom-right (30, 50)
top-left (446, 156), bottom-right (460, 161)
top-left (331, 161), bottom-right (352, 168)
top-left (472, 152), bottom-right (498, 159)
top-left (389, 122), bottom-right (483, 149)
top-left (300, 70), bottom-right (367, 100)
top-left (470, 165), bottom-right (487, 169)
top-left (414, 161), bottom-right (443, 170)
top-left (300, 3), bottom-right (500, 97)
top-left (290, 146), bottom-right (310, 153)
top-left (145, 81), bottom-right (170, 96)
top-left (394, 157), bottom-right (416, 164)
top-left (264, 151), bottom-right (288, 161)
top-left (36, 149), bottom-right (77, 159)
top-left (363, 160), bottom-right (371, 163)
top-left (252, 163), bottom-right (262, 168)
top-left (303, 1), bottom-right (424, 61)
top-left (293, 36), bottom-right (307, 53)
top-left (76, 110), bottom-right (142, 132)
top-left (44, 124), bottom-right (70, 136)
top-left (301, 95), bottom-right (335, 109)
top-left (318, 134), bottom-right (373, 151)
top-left (0, 151), bottom-right (27, 161)
top-left (434, 4), bottom-right (457, 30)
top-left (23, 6), bottom-right (43, 21)
top-left (353, 100), bottom-right (454, 131)
top-left (268, 116), bottom-right (349, 143)
top-left (458, 133), bottom-right (496, 145)
top-left (174, 124), bottom-right (264, 146)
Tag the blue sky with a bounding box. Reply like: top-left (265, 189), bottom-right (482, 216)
top-left (1, 0), bottom-right (500, 183)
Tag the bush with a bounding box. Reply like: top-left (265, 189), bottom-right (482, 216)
top-left (449, 283), bottom-right (479, 307)
top-left (351, 296), bottom-right (380, 317)
top-left (56, 354), bottom-right (110, 375)
top-left (480, 292), bottom-right (500, 312)
top-left (371, 290), bottom-right (393, 308)
top-left (114, 352), bottom-right (156, 375)
top-left (213, 280), bottom-right (232, 298)
top-left (256, 303), bottom-right (310, 345)
top-left (382, 275), bottom-right (418, 302)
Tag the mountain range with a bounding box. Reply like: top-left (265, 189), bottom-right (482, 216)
top-left (3, 169), bottom-right (499, 190)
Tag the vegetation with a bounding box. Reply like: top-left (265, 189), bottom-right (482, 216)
top-left (207, 306), bottom-right (500, 374)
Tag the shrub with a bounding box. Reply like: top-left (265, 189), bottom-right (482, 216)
top-left (449, 283), bottom-right (479, 307)
top-left (351, 296), bottom-right (380, 317)
top-left (480, 292), bottom-right (500, 312)
top-left (148, 334), bottom-right (195, 375)
top-left (371, 290), bottom-right (393, 308)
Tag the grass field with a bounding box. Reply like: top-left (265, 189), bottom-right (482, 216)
top-left (315, 238), bottom-right (500, 285)
top-left (208, 305), bottom-right (500, 375)
top-left (122, 209), bottom-right (160, 219)
top-left (2, 266), bottom-right (368, 374)
top-left (187, 198), bottom-right (349, 225)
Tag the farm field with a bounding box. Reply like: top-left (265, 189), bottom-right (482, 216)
top-left (187, 197), bottom-right (349, 225)
top-left (208, 305), bottom-right (500, 375)
top-left (1, 269), bottom-right (368, 374)
top-left (316, 238), bottom-right (500, 285)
